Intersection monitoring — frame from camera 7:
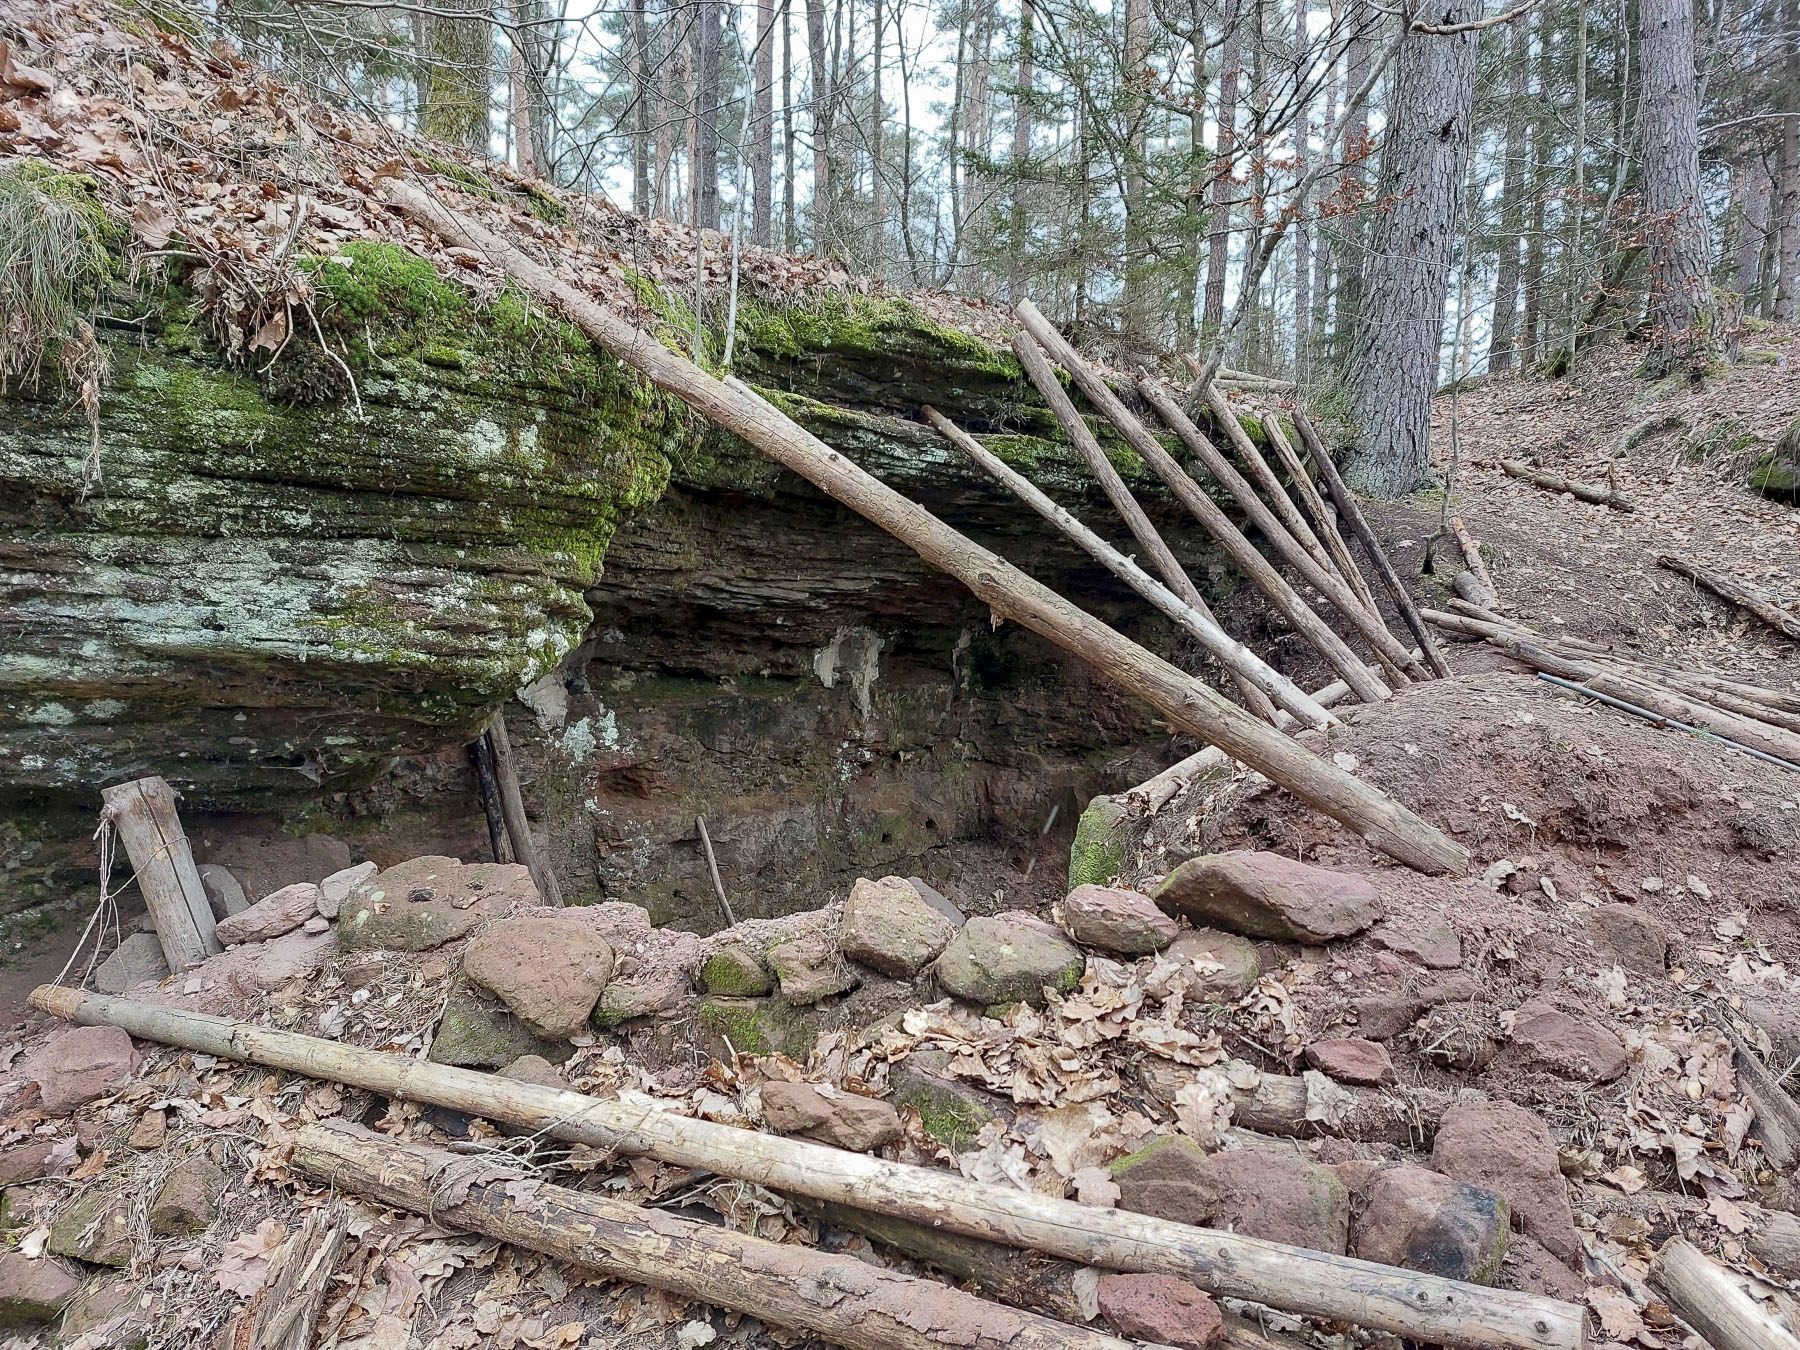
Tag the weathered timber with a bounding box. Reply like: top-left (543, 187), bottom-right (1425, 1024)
top-left (1706, 1008), bottom-right (1800, 1171)
top-left (923, 407), bottom-right (1336, 730)
top-left (486, 710), bottom-right (562, 906)
top-left (1200, 384), bottom-right (1337, 578)
top-left (1651, 1238), bottom-right (1800, 1350)
top-left (384, 178), bottom-right (1463, 874)
top-left (469, 733), bottom-right (513, 865)
top-left (1008, 304), bottom-right (1391, 706)
top-left (33, 985), bottom-right (1578, 1350)
top-left (225, 1207), bottom-right (347, 1350)
top-left (1449, 517), bottom-right (1500, 607)
top-left (1290, 409), bottom-right (1454, 679)
top-left (1498, 460), bottom-right (1634, 512)
top-left (1658, 553), bottom-right (1800, 644)
top-left (1258, 406), bottom-right (1381, 616)
top-left (98, 776), bottom-right (220, 971)
top-left (1009, 333), bottom-right (1279, 722)
top-left (291, 1120), bottom-right (1133, 1350)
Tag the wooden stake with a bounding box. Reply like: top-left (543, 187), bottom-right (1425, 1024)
top-left (1010, 332), bottom-right (1279, 723)
top-left (1498, 460), bottom-right (1634, 512)
top-left (98, 777), bottom-right (220, 972)
top-left (1650, 1237), bottom-right (1800, 1350)
top-left (486, 710), bottom-right (563, 907)
top-left (290, 1120), bottom-right (1134, 1350)
top-left (1136, 378), bottom-right (1423, 684)
top-left (1258, 406), bottom-right (1381, 616)
top-left (1008, 304), bottom-right (1390, 706)
top-left (31, 986), bottom-right (1577, 1350)
top-left (383, 178), bottom-right (1463, 875)
top-left (923, 407), bottom-right (1337, 730)
top-left (1658, 553), bottom-right (1800, 644)
top-left (470, 733), bottom-right (513, 865)
top-left (697, 816), bottom-right (736, 927)
top-left (1289, 409), bottom-right (1455, 679)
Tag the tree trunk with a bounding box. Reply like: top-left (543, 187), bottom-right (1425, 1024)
top-left (1328, 0), bottom-right (1372, 364)
top-left (1007, 0), bottom-right (1034, 300)
top-left (1291, 0), bottom-right (1311, 371)
top-left (753, 0), bottom-right (775, 246)
top-left (1521, 11), bottom-right (1547, 361)
top-left (1343, 4), bottom-right (1478, 496)
top-left (1737, 160), bottom-right (1769, 310)
top-left (654, 2), bottom-right (679, 219)
top-left (1778, 0), bottom-right (1799, 322)
top-left (1202, 0), bottom-right (1242, 334)
top-left (1487, 13), bottom-right (1528, 373)
top-left (631, 0), bottom-right (651, 212)
top-left (695, 0), bottom-right (722, 231)
top-left (782, 2), bottom-right (797, 248)
top-left (1638, 0), bottom-right (1716, 371)
top-left (420, 0), bottom-right (491, 151)
top-left (805, 0), bottom-right (833, 239)
top-left (1121, 0), bottom-right (1151, 337)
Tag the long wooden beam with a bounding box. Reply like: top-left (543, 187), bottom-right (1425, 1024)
top-left (34, 986), bottom-right (1578, 1350)
top-left (381, 177), bottom-right (1462, 875)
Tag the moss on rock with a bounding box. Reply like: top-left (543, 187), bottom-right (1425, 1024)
top-left (1068, 794), bottom-right (1130, 888)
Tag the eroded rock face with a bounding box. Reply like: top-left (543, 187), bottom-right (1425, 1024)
top-left (1206, 1147), bottom-right (1350, 1254)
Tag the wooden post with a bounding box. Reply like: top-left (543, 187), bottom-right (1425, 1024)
top-left (1658, 553), bottom-right (1800, 644)
top-left (1651, 1238), bottom-right (1800, 1350)
top-left (923, 407), bottom-right (1337, 730)
top-left (1290, 409), bottom-right (1455, 679)
top-left (291, 1120), bottom-right (1135, 1350)
top-left (33, 986), bottom-right (1578, 1350)
top-left (469, 733), bottom-right (513, 865)
top-left (380, 178), bottom-right (1463, 875)
top-left (485, 710), bottom-right (562, 906)
top-left (98, 777), bottom-right (219, 971)
top-left (1009, 333), bottom-right (1280, 723)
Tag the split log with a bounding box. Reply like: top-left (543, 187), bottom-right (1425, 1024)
top-left (1658, 554), bottom-right (1800, 645)
top-left (1448, 517), bottom-right (1500, 608)
top-left (1650, 1237), bottom-right (1800, 1350)
top-left (1007, 305), bottom-right (1389, 707)
top-left (384, 178), bottom-right (1462, 875)
top-left (225, 1206), bottom-right (347, 1350)
top-left (290, 1120), bottom-right (1133, 1350)
top-left (1498, 460), bottom-right (1634, 512)
top-left (99, 776), bottom-right (220, 972)
top-left (485, 711), bottom-right (562, 906)
top-left (33, 986), bottom-right (1579, 1350)
top-left (1134, 376), bottom-right (1423, 685)
top-left (1258, 407), bottom-right (1381, 616)
top-left (923, 406), bottom-right (1336, 730)
top-left (1010, 333), bottom-right (1279, 722)
top-left (1199, 384), bottom-right (1337, 579)
top-left (1289, 410), bottom-right (1454, 680)
top-left (1707, 1008), bottom-right (1800, 1171)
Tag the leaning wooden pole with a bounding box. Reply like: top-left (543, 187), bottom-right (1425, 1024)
top-left (382, 178), bottom-right (1461, 874)
top-left (1290, 409), bottom-right (1455, 679)
top-left (99, 776), bottom-right (220, 972)
top-left (1257, 405), bottom-right (1381, 616)
top-left (922, 406), bottom-right (1336, 730)
top-left (485, 711), bottom-right (563, 906)
top-left (291, 1120), bottom-right (1135, 1350)
top-left (34, 987), bottom-right (1577, 1350)
top-left (1010, 332), bottom-right (1279, 722)
top-left (1658, 553), bottom-right (1800, 644)
top-left (1200, 383), bottom-right (1336, 578)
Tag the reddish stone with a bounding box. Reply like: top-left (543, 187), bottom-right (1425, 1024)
top-left (1096, 1274), bottom-right (1224, 1350)
top-left (761, 1081), bottom-right (901, 1152)
top-left (1061, 885), bottom-right (1177, 955)
top-left (1154, 852), bottom-right (1382, 943)
top-left (1304, 1037), bottom-right (1397, 1086)
top-left (1507, 1002), bottom-right (1629, 1083)
top-left (23, 1027), bottom-right (137, 1115)
top-left (1432, 1101), bottom-right (1579, 1265)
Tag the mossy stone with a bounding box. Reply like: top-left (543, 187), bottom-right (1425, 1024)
top-left (47, 1190), bottom-right (133, 1268)
top-left (1068, 795), bottom-right (1130, 889)
top-left (700, 946), bottom-right (774, 997)
top-left (1752, 416), bottom-right (1799, 502)
top-left (889, 1052), bottom-right (994, 1149)
top-left (428, 981), bottom-right (573, 1069)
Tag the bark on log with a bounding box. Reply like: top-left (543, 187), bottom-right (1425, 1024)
top-left (1006, 306), bottom-right (1389, 706)
top-left (469, 733), bottom-right (513, 865)
top-left (1134, 376), bottom-right (1424, 685)
top-left (1498, 460), bottom-right (1634, 512)
top-left (225, 1206), bottom-right (347, 1350)
top-left (1199, 384), bottom-right (1337, 579)
top-left (1707, 1008), bottom-right (1800, 1171)
top-left (486, 710), bottom-right (563, 906)
top-left (1658, 553), bottom-right (1800, 644)
top-left (98, 776), bottom-right (220, 972)
top-left (1289, 410), bottom-right (1454, 679)
top-left (1258, 407), bottom-right (1382, 616)
top-left (1650, 1237), bottom-right (1800, 1350)
top-left (31, 986), bottom-right (1578, 1350)
top-left (382, 178), bottom-right (1463, 875)
top-left (923, 406), bottom-right (1336, 730)
top-left (1009, 333), bottom-right (1279, 722)
top-left (1451, 569), bottom-right (1499, 610)
top-left (290, 1120), bottom-right (1134, 1350)
top-left (1448, 517), bottom-right (1500, 607)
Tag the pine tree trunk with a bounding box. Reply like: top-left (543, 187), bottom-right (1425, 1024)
top-left (782, 3), bottom-right (797, 248)
top-left (420, 0), bottom-right (492, 151)
top-left (1778, 0), bottom-right (1800, 321)
top-left (1202, 0), bottom-right (1241, 334)
top-left (1178, 2), bottom-right (1207, 347)
top-left (655, 3), bottom-right (680, 219)
top-left (1487, 13), bottom-right (1528, 373)
top-left (1007, 0), bottom-right (1034, 299)
top-left (870, 0), bottom-right (884, 259)
top-left (805, 0), bottom-right (832, 230)
top-left (1638, 0), bottom-right (1716, 371)
top-left (1291, 0), bottom-right (1311, 372)
top-left (696, 0), bottom-right (722, 231)
top-left (1520, 13), bottom-right (1547, 362)
top-left (632, 0), bottom-right (651, 212)
top-left (753, 0), bottom-right (775, 246)
top-left (1738, 160), bottom-right (1769, 310)
top-left (1121, 0), bottom-right (1151, 337)
top-left (1343, 0), bottom-right (1478, 496)
top-left (1328, 0), bottom-right (1372, 365)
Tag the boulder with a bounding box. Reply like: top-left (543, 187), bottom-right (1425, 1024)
top-left (934, 916), bottom-right (1085, 1009)
top-left (196, 863), bottom-right (249, 921)
top-left (1068, 795), bottom-right (1130, 889)
top-left (339, 857), bottom-right (537, 952)
top-left (1505, 1003), bottom-right (1629, 1083)
top-left (760, 1081), bottom-right (902, 1152)
top-left (699, 945), bottom-right (774, 997)
top-left (839, 877), bottom-right (956, 976)
top-left (214, 882), bottom-right (320, 945)
top-left (1207, 1147), bottom-right (1350, 1253)
top-left (1350, 1165), bottom-right (1508, 1283)
top-left (24, 1026), bottom-right (138, 1114)
top-left (47, 1191), bottom-right (133, 1266)
top-left (1370, 915), bottom-right (1461, 970)
top-left (576, 901), bottom-right (657, 950)
top-left (0, 1251), bottom-right (79, 1326)
top-left (1164, 929), bottom-right (1261, 1002)
top-left (1096, 1274), bottom-right (1224, 1350)
top-left (768, 932), bottom-right (860, 1005)
top-left (1432, 1101), bottom-right (1579, 1265)
top-left (595, 929), bottom-right (704, 1026)
top-left (462, 911), bottom-right (615, 1038)
top-left (1061, 885), bottom-right (1177, 955)
top-left (147, 1154), bottom-right (225, 1235)
top-left (1154, 852), bottom-right (1382, 943)
top-left (429, 982), bottom-right (573, 1069)
top-left (318, 860), bottom-right (379, 918)
top-left (1304, 1037), bottom-right (1396, 1086)
top-left (1109, 1135), bottom-right (1219, 1225)
top-left (1752, 415), bottom-right (1799, 502)
top-left (94, 932), bottom-right (169, 995)
top-left (1585, 904), bottom-right (1668, 974)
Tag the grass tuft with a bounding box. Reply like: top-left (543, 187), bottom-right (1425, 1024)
top-left (0, 162), bottom-right (116, 391)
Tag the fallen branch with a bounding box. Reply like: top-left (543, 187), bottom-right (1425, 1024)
top-left (1650, 1237), bottom-right (1800, 1350)
top-left (1448, 517), bottom-right (1500, 609)
top-left (1498, 460), bottom-right (1634, 512)
top-left (1658, 554), bottom-right (1800, 645)
top-left (486, 710), bottom-right (562, 906)
top-left (1289, 410), bottom-right (1454, 679)
top-left (291, 1120), bottom-right (1131, 1350)
top-left (923, 406), bottom-right (1336, 730)
top-left (34, 987), bottom-right (1579, 1350)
